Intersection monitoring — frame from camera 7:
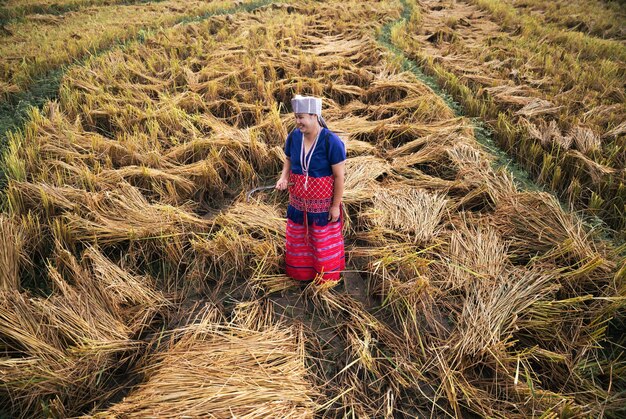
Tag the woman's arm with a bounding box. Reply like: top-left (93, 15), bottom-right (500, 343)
top-left (276, 157), bottom-right (290, 190)
top-left (329, 161), bottom-right (345, 222)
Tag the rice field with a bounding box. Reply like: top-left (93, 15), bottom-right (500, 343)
top-left (506, 0), bottom-right (626, 40)
top-left (0, 0), bottom-right (266, 100)
top-left (0, 0), bottom-right (158, 20)
top-left (393, 0), bottom-right (626, 236)
top-left (1, 0), bottom-right (625, 417)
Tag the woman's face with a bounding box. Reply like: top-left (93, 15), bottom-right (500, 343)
top-left (294, 113), bottom-right (319, 135)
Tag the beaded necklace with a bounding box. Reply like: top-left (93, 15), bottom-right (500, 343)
top-left (300, 127), bottom-right (321, 190)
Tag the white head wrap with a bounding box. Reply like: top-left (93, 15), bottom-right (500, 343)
top-left (291, 94), bottom-right (328, 128)
top-left (291, 95), bottom-right (322, 116)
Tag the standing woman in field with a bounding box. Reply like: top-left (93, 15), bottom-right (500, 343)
top-left (276, 95), bottom-right (346, 283)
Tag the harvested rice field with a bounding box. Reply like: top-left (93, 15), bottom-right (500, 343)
top-left (0, 0), bottom-right (267, 100)
top-left (394, 0), bottom-right (626, 236)
top-left (0, 0), bottom-right (625, 417)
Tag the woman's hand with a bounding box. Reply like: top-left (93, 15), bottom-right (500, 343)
top-left (276, 176), bottom-right (289, 190)
top-left (328, 205), bottom-right (341, 222)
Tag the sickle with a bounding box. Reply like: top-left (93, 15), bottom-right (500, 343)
top-left (246, 183), bottom-right (293, 202)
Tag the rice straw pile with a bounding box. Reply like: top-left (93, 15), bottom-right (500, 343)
top-left (0, 244), bottom-right (167, 417)
top-left (100, 303), bottom-right (317, 418)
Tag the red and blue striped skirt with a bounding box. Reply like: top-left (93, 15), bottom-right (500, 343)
top-left (285, 173), bottom-right (345, 282)
top-left (285, 218), bottom-right (345, 282)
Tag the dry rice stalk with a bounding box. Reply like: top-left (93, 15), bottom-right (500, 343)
top-left (63, 184), bottom-right (208, 245)
top-left (365, 186), bottom-right (448, 243)
top-left (0, 215), bottom-right (24, 291)
top-left (230, 299), bottom-right (278, 331)
top-left (570, 125), bottom-right (601, 155)
top-left (363, 244), bottom-right (444, 342)
top-left (483, 84), bottom-right (537, 107)
top-left (165, 158), bottom-right (227, 195)
top-left (97, 165), bottom-right (196, 203)
top-left (446, 143), bottom-right (492, 173)
top-left (481, 168), bottom-right (519, 206)
top-left (564, 149), bottom-right (617, 184)
top-left (49, 244), bottom-right (136, 342)
top-left (330, 115), bottom-right (398, 144)
top-left (491, 192), bottom-right (615, 289)
top-left (515, 292), bottom-right (604, 354)
top-left (0, 248), bottom-right (143, 417)
top-left (0, 291), bottom-right (74, 417)
top-left (444, 219), bottom-right (510, 290)
top-left (192, 202), bottom-right (285, 282)
top-left (390, 142), bottom-right (453, 173)
top-left (450, 266), bottom-right (559, 360)
top-left (524, 119), bottom-right (572, 150)
top-left (343, 155), bottom-right (389, 204)
top-left (34, 123), bottom-right (146, 169)
top-left (82, 247), bottom-right (172, 331)
top-left (2, 1), bottom-right (622, 417)
top-left (386, 135), bottom-right (433, 159)
top-left (250, 274), bottom-right (299, 295)
top-left (7, 181), bottom-right (91, 215)
top-left (212, 201), bottom-right (285, 238)
top-left (392, 167), bottom-right (462, 193)
top-left (515, 99), bottom-right (562, 117)
top-left (102, 310), bottom-right (318, 418)
top-left (306, 288), bottom-right (426, 414)
top-left (346, 139), bottom-right (376, 156)
top-left (166, 123), bottom-right (275, 176)
top-left (351, 224), bottom-right (404, 247)
top-left (192, 229), bottom-right (255, 283)
top-left (386, 119), bottom-right (471, 158)
top-left (367, 71), bottom-right (441, 105)
top-left (601, 120), bottom-right (626, 139)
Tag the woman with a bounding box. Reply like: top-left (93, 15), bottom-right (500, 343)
top-left (276, 95), bottom-right (346, 283)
